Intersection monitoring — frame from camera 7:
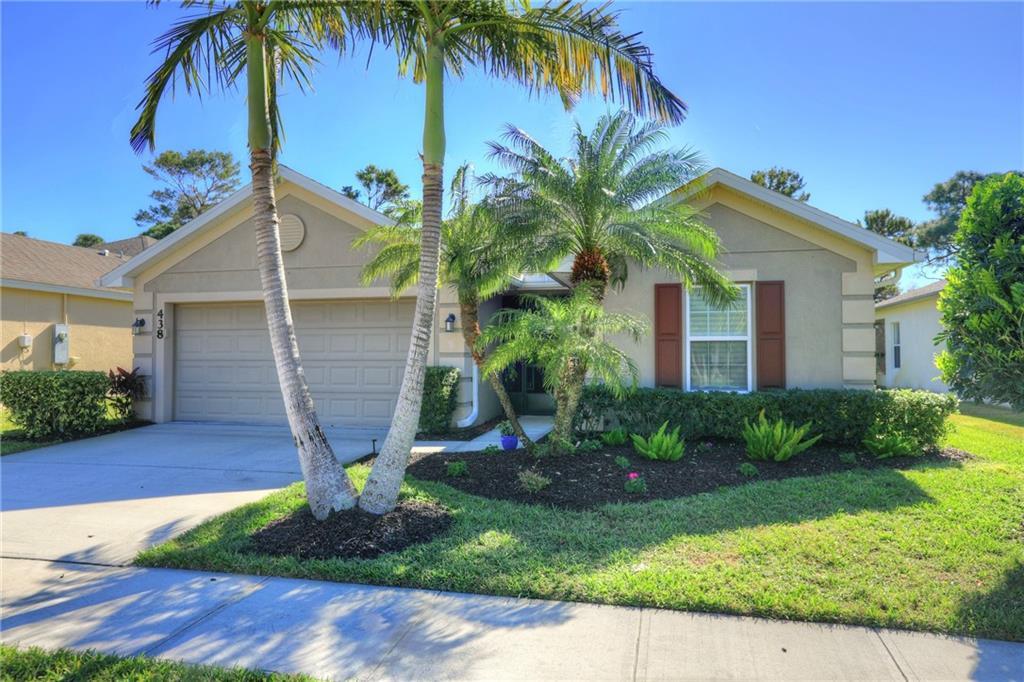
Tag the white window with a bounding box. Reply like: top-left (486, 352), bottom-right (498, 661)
top-left (891, 322), bottom-right (901, 370)
top-left (686, 284), bottom-right (752, 392)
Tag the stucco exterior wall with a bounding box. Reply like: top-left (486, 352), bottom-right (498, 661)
top-left (1, 287), bottom-right (132, 372)
top-left (604, 194), bottom-right (877, 390)
top-left (876, 295), bottom-right (948, 392)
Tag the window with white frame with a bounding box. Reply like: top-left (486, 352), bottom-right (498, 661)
top-left (686, 285), bottom-right (751, 392)
top-left (891, 322), bottom-right (901, 370)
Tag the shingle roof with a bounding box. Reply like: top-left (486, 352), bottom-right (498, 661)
top-left (875, 279), bottom-right (947, 309)
top-left (1, 232), bottom-right (129, 293)
top-left (99, 235), bottom-right (157, 257)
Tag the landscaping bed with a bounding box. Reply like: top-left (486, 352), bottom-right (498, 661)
top-left (405, 442), bottom-right (969, 509)
top-left (416, 417), bottom-right (499, 442)
top-left (247, 498), bottom-right (452, 560)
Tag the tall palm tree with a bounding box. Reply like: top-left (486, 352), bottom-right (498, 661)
top-left (354, 1), bottom-right (688, 514)
top-left (486, 110), bottom-right (735, 303)
top-left (480, 285), bottom-right (646, 446)
top-left (354, 165), bottom-right (555, 447)
top-left (130, 1), bottom-right (359, 520)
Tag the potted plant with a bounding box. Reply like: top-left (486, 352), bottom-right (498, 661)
top-left (498, 420), bottom-right (518, 450)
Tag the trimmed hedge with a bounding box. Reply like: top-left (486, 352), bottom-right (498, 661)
top-left (418, 366), bottom-right (461, 434)
top-left (0, 371), bottom-right (110, 439)
top-left (575, 386), bottom-right (958, 448)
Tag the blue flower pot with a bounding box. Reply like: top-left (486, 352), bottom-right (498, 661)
top-left (500, 435), bottom-right (519, 451)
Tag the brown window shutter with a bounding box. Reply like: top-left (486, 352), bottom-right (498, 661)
top-left (756, 281), bottom-right (786, 389)
top-left (654, 283), bottom-right (682, 388)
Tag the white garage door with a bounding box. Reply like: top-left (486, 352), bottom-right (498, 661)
top-left (174, 300), bottom-right (413, 427)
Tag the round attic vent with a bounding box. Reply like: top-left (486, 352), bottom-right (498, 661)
top-left (279, 214), bottom-right (305, 252)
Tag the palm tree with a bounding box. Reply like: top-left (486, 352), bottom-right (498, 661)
top-left (354, 1), bottom-right (688, 514)
top-left (486, 110), bottom-right (735, 303)
top-left (130, 2), bottom-right (359, 520)
top-left (354, 165), bottom-right (554, 447)
top-left (480, 286), bottom-right (646, 447)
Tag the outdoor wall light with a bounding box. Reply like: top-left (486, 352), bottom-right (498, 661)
top-left (132, 318), bottom-right (146, 336)
top-left (444, 313), bottom-right (457, 333)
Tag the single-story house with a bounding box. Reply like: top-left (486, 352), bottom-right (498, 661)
top-left (1, 232), bottom-right (135, 372)
top-left (99, 166), bottom-right (918, 427)
top-left (875, 280), bottom-right (949, 393)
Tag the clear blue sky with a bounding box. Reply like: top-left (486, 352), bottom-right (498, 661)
top-left (2, 2), bottom-right (1021, 287)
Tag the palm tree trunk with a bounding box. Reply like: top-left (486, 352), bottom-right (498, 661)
top-left (459, 299), bottom-right (533, 447)
top-left (550, 360), bottom-right (586, 448)
top-left (246, 33), bottom-right (357, 520)
top-left (359, 41), bottom-right (446, 515)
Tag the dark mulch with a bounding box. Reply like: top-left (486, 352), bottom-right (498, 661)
top-left (246, 499), bottom-right (453, 560)
top-left (406, 441), bottom-right (968, 510)
top-left (416, 417), bottom-right (500, 442)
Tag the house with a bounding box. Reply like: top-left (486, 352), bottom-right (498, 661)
top-left (875, 280), bottom-right (949, 393)
top-left (1, 232), bottom-right (134, 372)
top-left (100, 166), bottom-right (918, 427)
top-left (99, 235), bottom-right (158, 258)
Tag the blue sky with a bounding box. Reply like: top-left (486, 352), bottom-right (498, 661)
top-left (2, 2), bottom-right (1021, 287)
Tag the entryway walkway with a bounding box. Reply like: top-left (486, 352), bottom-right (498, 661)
top-left (3, 557), bottom-right (1020, 681)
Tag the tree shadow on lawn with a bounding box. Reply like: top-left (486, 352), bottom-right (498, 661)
top-left (956, 562), bottom-right (1024, 646)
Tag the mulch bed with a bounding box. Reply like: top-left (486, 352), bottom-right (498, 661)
top-left (406, 441), bottom-right (969, 510)
top-left (416, 417), bottom-right (500, 442)
top-left (246, 499), bottom-right (453, 560)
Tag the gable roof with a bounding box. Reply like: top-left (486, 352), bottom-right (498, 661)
top-left (99, 165), bottom-right (392, 289)
top-left (675, 168), bottom-right (920, 266)
top-left (876, 279), bottom-right (947, 310)
top-left (100, 235), bottom-right (157, 257)
top-left (0, 233), bottom-right (131, 301)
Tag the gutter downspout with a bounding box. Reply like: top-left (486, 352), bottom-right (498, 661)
top-left (456, 363), bottom-right (479, 428)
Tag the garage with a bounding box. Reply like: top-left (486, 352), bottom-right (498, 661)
top-left (173, 299), bottom-right (413, 427)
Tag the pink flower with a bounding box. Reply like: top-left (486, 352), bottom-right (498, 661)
top-left (628, 472), bottom-right (639, 480)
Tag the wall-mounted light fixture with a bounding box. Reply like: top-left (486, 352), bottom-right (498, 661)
top-left (444, 313), bottom-right (457, 333)
top-left (132, 318), bottom-right (146, 336)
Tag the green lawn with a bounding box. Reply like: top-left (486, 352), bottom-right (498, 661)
top-left (0, 645), bottom-right (315, 681)
top-left (137, 405), bottom-right (1024, 642)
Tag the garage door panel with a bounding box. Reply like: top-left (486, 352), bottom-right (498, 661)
top-left (174, 300), bottom-right (411, 427)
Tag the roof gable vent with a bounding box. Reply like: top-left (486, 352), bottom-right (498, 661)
top-left (279, 214), bottom-right (306, 252)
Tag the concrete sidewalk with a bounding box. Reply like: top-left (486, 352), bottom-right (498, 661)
top-left (2, 557), bottom-right (1020, 681)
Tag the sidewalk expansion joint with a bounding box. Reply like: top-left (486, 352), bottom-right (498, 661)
top-left (874, 629), bottom-right (909, 682)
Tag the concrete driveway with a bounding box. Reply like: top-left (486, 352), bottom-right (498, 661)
top-left (0, 422), bottom-right (385, 566)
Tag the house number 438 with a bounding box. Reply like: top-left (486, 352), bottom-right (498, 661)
top-left (156, 309), bottom-right (165, 340)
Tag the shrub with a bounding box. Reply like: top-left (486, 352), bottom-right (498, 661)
top-left (601, 428), bottom-right (629, 446)
top-left (576, 385), bottom-right (957, 447)
top-left (497, 420), bottom-right (515, 436)
top-left (418, 366), bottom-right (461, 434)
top-left (839, 452), bottom-right (858, 465)
top-left (862, 425), bottom-right (919, 459)
top-left (0, 371), bottom-right (110, 439)
top-left (446, 460), bottom-right (468, 477)
top-left (518, 469), bottom-right (551, 493)
top-left (693, 441), bottom-right (713, 455)
top-left (576, 438), bottom-right (602, 452)
top-left (741, 411), bottom-right (821, 462)
top-left (937, 173), bottom-right (1024, 409)
top-left (624, 472), bottom-right (647, 494)
top-left (738, 462), bottom-right (759, 477)
top-left (614, 455), bottom-right (630, 469)
top-left (107, 367), bottom-right (145, 422)
top-left (630, 421), bottom-right (685, 461)
top-left (482, 445), bottom-right (501, 455)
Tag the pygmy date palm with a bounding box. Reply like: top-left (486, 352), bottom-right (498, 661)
top-left (130, 1), bottom-right (359, 519)
top-left (354, 1), bottom-right (688, 513)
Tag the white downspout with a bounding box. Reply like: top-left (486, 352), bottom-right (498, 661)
top-left (456, 363), bottom-right (479, 428)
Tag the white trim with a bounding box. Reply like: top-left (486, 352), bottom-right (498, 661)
top-left (99, 165), bottom-right (393, 289)
top-left (674, 168), bottom-right (920, 266)
top-left (146, 287), bottom-right (397, 305)
top-left (456, 363), bottom-right (480, 428)
top-left (684, 283), bottom-right (753, 393)
top-left (891, 321), bottom-right (902, 371)
top-left (1, 278), bottom-right (132, 302)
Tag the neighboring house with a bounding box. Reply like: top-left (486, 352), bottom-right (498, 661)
top-left (100, 235), bottom-right (158, 258)
top-left (1, 233), bottom-right (134, 372)
top-left (100, 166), bottom-right (918, 428)
top-left (875, 280), bottom-right (949, 393)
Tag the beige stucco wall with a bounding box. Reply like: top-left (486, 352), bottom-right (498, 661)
top-left (604, 190), bottom-right (878, 390)
top-left (876, 295), bottom-right (948, 392)
top-left (1, 287), bottom-right (132, 372)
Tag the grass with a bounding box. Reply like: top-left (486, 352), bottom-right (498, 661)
top-left (0, 644), bottom-right (316, 681)
top-left (137, 405), bottom-right (1024, 642)
top-left (0, 409), bottom-right (55, 455)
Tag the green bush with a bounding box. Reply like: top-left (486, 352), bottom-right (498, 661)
top-left (517, 469), bottom-right (551, 492)
top-left (862, 425), bottom-right (919, 459)
top-left (738, 462), bottom-right (759, 477)
top-left (418, 366), bottom-right (461, 434)
top-left (600, 428), bottom-right (629, 446)
top-left (630, 421), bottom-right (685, 461)
top-left (0, 371), bottom-right (111, 439)
top-left (576, 386), bottom-right (957, 447)
top-left (446, 460), bottom-right (468, 477)
top-left (741, 411), bottom-right (821, 462)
